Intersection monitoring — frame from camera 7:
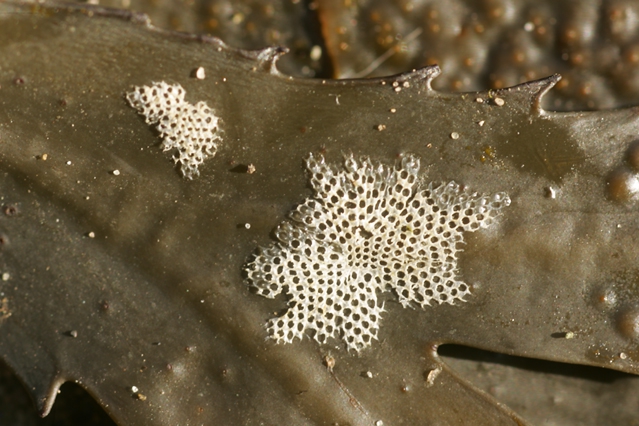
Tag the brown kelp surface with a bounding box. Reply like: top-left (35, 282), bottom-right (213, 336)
top-left (1, 1), bottom-right (639, 425)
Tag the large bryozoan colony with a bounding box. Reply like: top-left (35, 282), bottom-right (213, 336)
top-left (126, 82), bottom-right (222, 179)
top-left (245, 154), bottom-right (510, 352)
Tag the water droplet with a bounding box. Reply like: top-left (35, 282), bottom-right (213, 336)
top-left (625, 140), bottom-right (639, 172)
top-left (592, 287), bottom-right (617, 309)
top-left (615, 306), bottom-right (639, 340)
top-left (606, 168), bottom-right (639, 202)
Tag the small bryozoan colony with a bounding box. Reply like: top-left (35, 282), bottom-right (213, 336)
top-left (245, 154), bottom-right (510, 352)
top-left (126, 82), bottom-right (222, 179)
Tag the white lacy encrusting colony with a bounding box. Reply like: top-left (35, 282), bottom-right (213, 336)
top-left (126, 82), bottom-right (222, 179)
top-left (245, 154), bottom-right (510, 352)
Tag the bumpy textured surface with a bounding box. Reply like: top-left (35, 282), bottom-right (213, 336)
top-left (245, 154), bottom-right (510, 351)
top-left (317, 0), bottom-right (639, 110)
top-left (95, 0), bottom-right (639, 110)
top-left (126, 82), bottom-right (222, 179)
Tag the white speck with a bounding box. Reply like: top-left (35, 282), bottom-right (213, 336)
top-left (392, 81), bottom-right (399, 87)
top-left (565, 331), bottom-right (575, 339)
top-left (131, 386), bottom-right (139, 393)
top-left (426, 366), bottom-right (442, 387)
top-left (394, 87), bottom-right (401, 93)
top-left (390, 108), bottom-right (397, 113)
top-left (310, 45), bottom-right (322, 61)
top-left (244, 223), bottom-right (251, 229)
top-left (524, 22), bottom-right (534, 32)
top-left (478, 120), bottom-right (485, 127)
top-left (494, 97), bottom-right (505, 106)
top-left (364, 371), bottom-right (373, 378)
top-left (88, 232), bottom-right (95, 238)
top-left (620, 352), bottom-right (628, 360)
top-left (66, 161), bottom-right (72, 165)
top-left (112, 169), bottom-right (121, 176)
top-left (41, 153), bottom-right (48, 161)
top-left (402, 81), bottom-right (410, 88)
top-left (195, 67), bottom-right (206, 80)
top-left (450, 132), bottom-right (460, 140)
top-left (376, 421), bottom-right (384, 426)
top-left (1, 273), bottom-right (9, 281)
top-left (377, 124), bottom-right (386, 131)
top-left (222, 77), bottom-right (227, 82)
top-left (85, 196), bottom-right (90, 200)
top-left (475, 97), bottom-right (484, 103)
top-left (201, 299), bottom-right (205, 303)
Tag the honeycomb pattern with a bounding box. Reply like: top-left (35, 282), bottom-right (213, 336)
top-left (126, 82), bottom-right (222, 179)
top-left (245, 153), bottom-right (510, 352)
